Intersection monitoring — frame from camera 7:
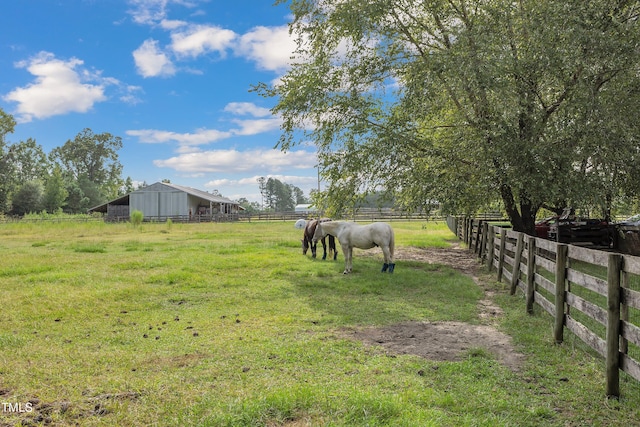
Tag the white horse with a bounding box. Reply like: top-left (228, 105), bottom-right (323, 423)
top-left (312, 221), bottom-right (395, 274)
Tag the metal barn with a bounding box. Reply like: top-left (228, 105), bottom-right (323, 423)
top-left (88, 182), bottom-right (241, 222)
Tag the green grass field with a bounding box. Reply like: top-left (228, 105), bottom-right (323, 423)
top-left (0, 220), bottom-right (639, 426)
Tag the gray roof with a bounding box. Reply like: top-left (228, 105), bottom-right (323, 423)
top-left (148, 182), bottom-right (238, 205)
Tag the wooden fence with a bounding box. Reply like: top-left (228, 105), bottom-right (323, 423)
top-left (448, 217), bottom-right (640, 398)
top-left (1, 210), bottom-right (438, 224)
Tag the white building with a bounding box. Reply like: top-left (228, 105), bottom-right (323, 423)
top-left (88, 182), bottom-right (242, 222)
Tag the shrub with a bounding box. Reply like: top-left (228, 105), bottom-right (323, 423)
top-left (130, 210), bottom-right (144, 227)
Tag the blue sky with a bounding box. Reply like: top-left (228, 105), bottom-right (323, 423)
top-left (0, 0), bottom-right (319, 203)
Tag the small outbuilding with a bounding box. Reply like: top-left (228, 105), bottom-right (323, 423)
top-left (88, 181), bottom-right (242, 222)
top-left (295, 204), bottom-right (317, 214)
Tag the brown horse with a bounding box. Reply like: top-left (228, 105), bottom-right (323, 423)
top-left (302, 218), bottom-right (337, 260)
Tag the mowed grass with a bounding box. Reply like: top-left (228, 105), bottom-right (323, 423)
top-left (0, 220), bottom-right (638, 426)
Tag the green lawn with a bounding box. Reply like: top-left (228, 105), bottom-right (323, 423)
top-left (0, 220), bottom-right (638, 426)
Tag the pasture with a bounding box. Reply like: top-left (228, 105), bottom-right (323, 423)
top-left (0, 220), bottom-right (639, 426)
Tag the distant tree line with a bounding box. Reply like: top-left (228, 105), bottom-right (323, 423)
top-left (0, 108), bottom-right (315, 217)
top-left (257, 176), bottom-right (310, 212)
top-left (0, 108), bottom-right (133, 216)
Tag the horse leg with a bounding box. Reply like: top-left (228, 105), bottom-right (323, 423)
top-left (381, 245), bottom-right (394, 273)
top-left (342, 245), bottom-right (352, 274)
top-left (321, 237), bottom-right (327, 260)
top-left (329, 235), bottom-right (338, 260)
top-left (311, 240), bottom-right (317, 258)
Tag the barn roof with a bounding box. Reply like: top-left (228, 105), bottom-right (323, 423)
top-left (87, 181), bottom-right (239, 213)
top-left (147, 182), bottom-right (238, 205)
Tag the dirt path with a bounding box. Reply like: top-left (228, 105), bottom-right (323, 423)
top-left (345, 244), bottom-right (525, 371)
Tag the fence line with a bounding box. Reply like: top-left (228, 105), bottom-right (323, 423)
top-left (448, 216), bottom-right (640, 398)
top-left (2, 210), bottom-right (442, 224)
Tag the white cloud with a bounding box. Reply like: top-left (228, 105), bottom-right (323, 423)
top-left (127, 0), bottom-right (169, 25)
top-left (3, 52), bottom-right (109, 122)
top-left (170, 24), bottom-right (236, 58)
top-left (127, 101), bottom-right (280, 151)
top-left (206, 178), bottom-right (235, 187)
top-left (127, 0), bottom-right (200, 26)
top-left (153, 148), bottom-right (317, 173)
top-left (206, 174), bottom-right (319, 189)
top-left (128, 1), bottom-right (298, 77)
top-left (133, 39), bottom-right (176, 77)
top-left (235, 25), bottom-right (296, 72)
top-left (160, 18), bottom-right (187, 30)
top-left (231, 118), bottom-right (282, 136)
top-left (119, 85), bottom-right (144, 105)
top-left (126, 128), bottom-right (232, 145)
top-left (126, 119), bottom-right (281, 151)
top-left (224, 102), bottom-right (271, 117)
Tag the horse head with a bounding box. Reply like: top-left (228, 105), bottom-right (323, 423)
top-left (312, 222), bottom-right (326, 243)
top-left (302, 238), bottom-right (309, 254)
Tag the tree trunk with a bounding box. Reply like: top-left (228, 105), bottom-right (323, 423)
top-left (500, 183), bottom-right (538, 235)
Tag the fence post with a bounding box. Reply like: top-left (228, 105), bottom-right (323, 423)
top-left (510, 232), bottom-right (524, 295)
top-left (606, 253), bottom-right (622, 398)
top-left (526, 236), bottom-right (536, 314)
top-left (621, 267), bottom-right (629, 355)
top-left (474, 220), bottom-right (482, 254)
top-left (554, 244), bottom-right (568, 344)
top-left (480, 221), bottom-right (489, 263)
top-left (462, 217), bottom-right (468, 243)
top-left (497, 229), bottom-right (507, 282)
top-left (487, 226), bottom-right (496, 272)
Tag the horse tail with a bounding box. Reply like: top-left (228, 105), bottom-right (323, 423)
top-left (389, 226), bottom-right (395, 261)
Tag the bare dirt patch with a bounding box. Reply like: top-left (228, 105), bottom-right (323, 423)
top-left (349, 243), bottom-right (525, 370)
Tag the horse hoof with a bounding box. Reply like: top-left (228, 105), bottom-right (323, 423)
top-left (388, 263), bottom-right (395, 273)
top-left (381, 263), bottom-right (389, 272)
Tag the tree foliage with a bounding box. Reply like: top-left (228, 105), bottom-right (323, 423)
top-left (0, 108), bottom-right (132, 216)
top-left (263, 0), bottom-right (640, 232)
top-left (49, 128), bottom-right (124, 207)
top-left (42, 167), bottom-right (68, 214)
top-left (11, 180), bottom-right (44, 216)
top-left (258, 176), bottom-right (309, 211)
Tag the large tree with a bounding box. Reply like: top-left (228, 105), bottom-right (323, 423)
top-left (42, 167), bottom-right (69, 214)
top-left (262, 0), bottom-right (640, 233)
top-left (49, 128), bottom-right (124, 209)
top-left (7, 138), bottom-right (50, 183)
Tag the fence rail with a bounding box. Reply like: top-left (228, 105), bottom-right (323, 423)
top-left (2, 210), bottom-right (440, 224)
top-left (449, 216), bottom-right (640, 398)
